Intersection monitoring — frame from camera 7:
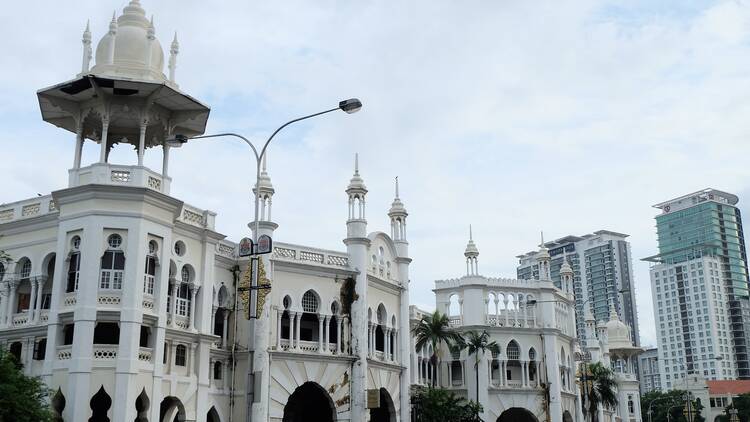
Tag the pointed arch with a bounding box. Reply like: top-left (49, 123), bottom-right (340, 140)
top-left (282, 382), bottom-right (336, 422)
top-left (159, 396), bottom-right (185, 422)
top-left (89, 386), bottom-right (112, 422)
top-left (51, 387), bottom-right (66, 422)
top-left (134, 388), bottom-right (149, 422)
top-left (207, 406), bottom-right (222, 422)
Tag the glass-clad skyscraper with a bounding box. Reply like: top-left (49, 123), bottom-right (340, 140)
top-left (645, 188), bottom-right (750, 381)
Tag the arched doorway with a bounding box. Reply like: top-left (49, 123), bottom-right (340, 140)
top-left (207, 406), bottom-right (221, 422)
top-left (89, 386), bottom-right (112, 422)
top-left (497, 407), bottom-right (538, 422)
top-left (283, 382), bottom-right (336, 422)
top-left (369, 388), bottom-right (396, 422)
top-left (159, 396), bottom-right (185, 422)
top-left (134, 389), bottom-right (150, 422)
top-left (563, 410), bottom-right (574, 422)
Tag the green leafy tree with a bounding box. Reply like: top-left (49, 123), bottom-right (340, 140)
top-left (641, 390), bottom-right (706, 422)
top-left (0, 348), bottom-right (52, 422)
top-left (412, 310), bottom-right (463, 387)
top-left (413, 386), bottom-right (483, 422)
top-left (716, 393), bottom-right (750, 422)
top-left (581, 362), bottom-right (618, 422)
top-left (455, 330), bottom-right (500, 402)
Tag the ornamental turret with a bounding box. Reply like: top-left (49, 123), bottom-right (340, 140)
top-left (537, 232), bottom-right (551, 281)
top-left (560, 257), bottom-right (574, 297)
top-left (464, 225), bottom-right (479, 276)
top-left (388, 177), bottom-right (408, 242)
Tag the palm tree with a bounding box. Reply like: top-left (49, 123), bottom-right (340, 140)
top-left (455, 330), bottom-right (500, 402)
top-left (580, 361), bottom-right (618, 422)
top-left (412, 310), bottom-right (464, 387)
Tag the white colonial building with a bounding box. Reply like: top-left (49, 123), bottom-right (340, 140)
top-left (0, 2), bottom-right (411, 422)
top-left (411, 232), bottom-right (644, 422)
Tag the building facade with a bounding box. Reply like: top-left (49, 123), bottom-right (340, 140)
top-left (517, 231), bottom-right (640, 346)
top-left (638, 347), bottom-right (661, 393)
top-left (0, 2), bottom-right (411, 421)
top-left (645, 189), bottom-right (749, 386)
top-left (413, 232), bottom-right (643, 422)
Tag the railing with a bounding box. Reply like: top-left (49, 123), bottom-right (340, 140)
top-left (98, 293), bottom-right (122, 306)
top-left (272, 243), bottom-right (350, 269)
top-left (57, 346), bottom-right (72, 360)
top-left (277, 338), bottom-right (339, 354)
top-left (11, 313), bottom-right (29, 326)
top-left (172, 316), bottom-right (189, 330)
top-left (142, 296), bottom-right (154, 311)
top-left (68, 163), bottom-right (171, 195)
top-left (93, 345), bottom-right (118, 360)
top-left (0, 195), bottom-right (57, 223)
top-left (374, 351), bottom-right (385, 360)
top-left (39, 310), bottom-right (49, 323)
top-left (138, 347), bottom-right (153, 362)
top-left (448, 316), bottom-right (462, 327)
top-left (63, 293), bottom-right (77, 308)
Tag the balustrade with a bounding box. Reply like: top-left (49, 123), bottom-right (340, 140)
top-left (57, 346), bottom-right (72, 360)
top-left (138, 347), bottom-right (153, 362)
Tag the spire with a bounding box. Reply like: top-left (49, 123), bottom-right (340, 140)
top-left (465, 225), bottom-right (479, 276)
top-left (560, 256), bottom-right (573, 275)
top-left (80, 20), bottom-right (92, 74)
top-left (147, 16), bottom-right (155, 40)
top-left (608, 299), bottom-right (618, 321)
top-left (109, 11), bottom-right (118, 35)
top-left (254, 153), bottom-right (274, 222)
top-left (395, 176), bottom-right (399, 198)
top-left (346, 153), bottom-right (367, 193)
top-left (168, 32), bottom-right (179, 84)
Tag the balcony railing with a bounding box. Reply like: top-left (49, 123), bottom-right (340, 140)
top-left (448, 316), bottom-right (462, 327)
top-left (57, 346), bottom-right (72, 360)
top-left (138, 347), bottom-right (153, 363)
top-left (278, 338), bottom-right (338, 354)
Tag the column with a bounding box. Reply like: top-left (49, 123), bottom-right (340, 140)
top-left (384, 328), bottom-right (390, 360)
top-left (0, 285), bottom-right (7, 327)
top-left (294, 312), bottom-right (301, 350)
top-left (73, 123), bottom-right (84, 169)
top-left (318, 314), bottom-right (324, 353)
top-left (208, 358), bottom-right (214, 388)
top-left (523, 361), bottom-right (528, 387)
top-left (169, 283), bottom-right (177, 327)
top-left (7, 282), bottom-right (18, 324)
top-left (210, 306), bottom-right (217, 337)
top-left (323, 315), bottom-right (330, 353)
top-left (367, 324), bottom-right (372, 357)
top-left (494, 299), bottom-right (499, 326)
top-left (99, 116), bottom-right (109, 163)
top-left (162, 143), bottom-right (170, 178)
top-left (222, 310), bottom-right (229, 347)
top-left (391, 330), bottom-right (397, 361)
top-left (27, 279), bottom-right (38, 323)
top-left (336, 317), bottom-right (342, 354)
top-left (448, 361), bottom-right (453, 387)
top-left (188, 286), bottom-right (198, 331)
top-left (276, 308), bottom-right (282, 349)
top-left (504, 299), bottom-right (509, 326)
top-left (34, 278), bottom-right (46, 323)
top-left (137, 121), bottom-right (147, 166)
top-left (501, 360), bottom-right (506, 386)
top-left (287, 312), bottom-right (295, 349)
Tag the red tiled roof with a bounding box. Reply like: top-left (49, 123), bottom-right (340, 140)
top-left (708, 380), bottom-right (750, 395)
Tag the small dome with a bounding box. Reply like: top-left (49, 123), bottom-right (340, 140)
top-left (606, 303), bottom-right (633, 349)
top-left (388, 178), bottom-right (407, 217)
top-left (464, 226), bottom-right (479, 257)
top-left (347, 154), bottom-right (367, 193)
top-left (91, 1), bottom-right (167, 83)
top-left (560, 259), bottom-right (573, 275)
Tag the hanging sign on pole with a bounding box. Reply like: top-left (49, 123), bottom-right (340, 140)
top-left (238, 237), bottom-right (254, 257)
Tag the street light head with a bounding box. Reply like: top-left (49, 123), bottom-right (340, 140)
top-left (339, 98), bottom-right (362, 114)
top-left (527, 299), bottom-right (537, 306)
top-left (165, 134), bottom-right (189, 148)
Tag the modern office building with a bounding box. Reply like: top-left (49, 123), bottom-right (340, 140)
top-left (644, 188), bottom-right (750, 387)
top-left (517, 231), bottom-right (640, 346)
top-left (638, 347), bottom-right (661, 393)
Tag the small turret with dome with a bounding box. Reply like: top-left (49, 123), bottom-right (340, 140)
top-left (36, 0), bottom-right (210, 196)
top-left (605, 301), bottom-right (636, 350)
top-left (537, 232), bottom-right (551, 281)
top-left (388, 177), bottom-right (408, 242)
top-left (464, 225), bottom-right (479, 276)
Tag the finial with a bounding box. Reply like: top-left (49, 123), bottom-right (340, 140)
top-left (540, 231), bottom-right (545, 247)
top-left (147, 16), bottom-right (155, 39)
top-left (470, 224), bottom-right (473, 241)
top-left (109, 11), bottom-right (118, 33)
top-left (354, 153), bottom-right (359, 175)
top-left (395, 176), bottom-right (400, 198)
top-left (262, 153), bottom-right (268, 172)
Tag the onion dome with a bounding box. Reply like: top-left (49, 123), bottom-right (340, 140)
top-left (560, 258), bottom-right (573, 276)
top-left (605, 301), bottom-right (632, 349)
top-left (388, 177), bottom-right (407, 217)
top-left (253, 155), bottom-right (274, 196)
top-left (346, 153), bottom-right (367, 194)
top-left (90, 0), bottom-right (167, 83)
top-left (464, 225), bottom-right (479, 258)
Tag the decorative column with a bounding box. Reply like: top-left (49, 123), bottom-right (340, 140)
top-left (137, 120), bottom-right (147, 166)
top-left (188, 285), bottom-right (198, 331)
top-left (222, 310), bottom-right (229, 347)
top-left (494, 299), bottom-right (499, 326)
top-left (323, 315), bottom-right (330, 353)
top-left (276, 308), bottom-right (282, 349)
top-left (34, 278), bottom-right (46, 323)
top-left (168, 283), bottom-right (178, 326)
top-left (448, 361), bottom-right (453, 387)
top-left (7, 282), bottom-right (18, 324)
top-left (162, 142), bottom-right (170, 178)
top-left (318, 314), bottom-right (324, 353)
top-left (0, 284), bottom-right (7, 327)
top-left (294, 312), bottom-right (301, 350)
top-left (99, 115), bottom-right (110, 163)
top-left (208, 358), bottom-right (214, 388)
top-left (28, 279), bottom-right (38, 323)
top-left (73, 121), bottom-right (84, 169)
top-left (210, 306), bottom-right (217, 336)
top-left (501, 360), bottom-right (506, 386)
top-left (288, 312), bottom-right (295, 350)
top-left (504, 298), bottom-right (509, 326)
top-left (336, 317), bottom-right (342, 354)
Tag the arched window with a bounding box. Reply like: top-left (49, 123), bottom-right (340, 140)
top-left (20, 260), bottom-right (32, 279)
top-left (100, 238), bottom-right (125, 290)
top-left (301, 290), bottom-right (318, 313)
top-left (213, 361), bottom-right (222, 380)
top-left (506, 341), bottom-right (521, 382)
top-left (67, 250), bottom-right (81, 293)
top-left (143, 245), bottom-right (157, 295)
top-left (529, 348), bottom-right (537, 382)
top-left (448, 294), bottom-right (460, 317)
top-left (175, 345), bottom-right (187, 366)
top-left (181, 266), bottom-right (190, 283)
top-left (176, 284), bottom-right (190, 316)
top-left (506, 341), bottom-right (520, 360)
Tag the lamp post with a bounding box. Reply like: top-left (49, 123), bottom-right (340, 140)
top-left (167, 98), bottom-right (362, 422)
top-left (647, 396), bottom-right (678, 422)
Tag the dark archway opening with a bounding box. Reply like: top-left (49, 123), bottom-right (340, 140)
top-left (9, 341), bottom-right (22, 363)
top-left (207, 406), bottom-right (221, 422)
top-left (89, 386), bottom-right (112, 422)
top-left (134, 388), bottom-right (150, 422)
top-left (370, 388), bottom-right (396, 422)
top-left (563, 410), bottom-right (574, 422)
top-left (159, 396), bottom-right (185, 422)
top-left (282, 382), bottom-right (336, 422)
top-left (497, 407), bottom-right (538, 422)
top-left (51, 388), bottom-right (66, 422)
top-left (375, 325), bottom-right (384, 351)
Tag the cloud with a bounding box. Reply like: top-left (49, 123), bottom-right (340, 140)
top-left (2, 0), bottom-right (750, 348)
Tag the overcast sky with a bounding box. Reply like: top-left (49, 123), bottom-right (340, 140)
top-left (3, 0), bottom-right (750, 347)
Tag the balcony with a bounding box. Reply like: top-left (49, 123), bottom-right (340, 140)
top-left (69, 163), bottom-right (171, 195)
top-left (0, 195), bottom-right (57, 223)
top-left (278, 338), bottom-right (339, 354)
top-left (448, 316), bottom-right (462, 327)
top-left (57, 345), bottom-right (72, 361)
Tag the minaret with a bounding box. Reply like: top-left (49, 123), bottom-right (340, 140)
top-left (144, 16), bottom-right (155, 69)
top-left (560, 257), bottom-right (573, 297)
top-left (79, 21), bottom-right (92, 75)
top-left (106, 12), bottom-right (117, 65)
top-left (344, 154), bottom-right (369, 421)
top-left (389, 177), bottom-right (412, 422)
top-left (169, 33), bottom-right (179, 85)
top-left (249, 153), bottom-right (278, 422)
top-left (537, 232), bottom-right (551, 281)
top-left (464, 225), bottom-right (479, 276)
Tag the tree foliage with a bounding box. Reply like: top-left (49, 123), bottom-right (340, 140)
top-left (715, 393), bottom-right (750, 422)
top-left (412, 310), bottom-right (463, 387)
top-left (641, 390), bottom-right (705, 422)
top-left (0, 348), bottom-right (52, 422)
top-left (581, 362), bottom-right (618, 421)
top-left (413, 386), bottom-right (483, 422)
top-left (455, 330), bottom-right (500, 401)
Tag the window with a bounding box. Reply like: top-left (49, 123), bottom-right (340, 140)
top-left (174, 241), bottom-right (185, 256)
top-left (107, 234), bottom-right (122, 249)
top-left (628, 396), bottom-right (634, 414)
top-left (214, 361), bottom-right (222, 380)
top-left (507, 341), bottom-right (520, 360)
top-left (93, 323), bottom-right (120, 345)
top-left (20, 260), bottom-right (32, 279)
top-left (72, 236), bottom-right (81, 250)
top-left (302, 290), bottom-right (318, 313)
top-left (176, 284), bottom-right (190, 316)
top-left (100, 250), bottom-right (125, 289)
top-left (33, 338), bottom-right (47, 360)
top-left (163, 342), bottom-right (168, 364)
top-left (67, 252), bottom-right (81, 292)
top-left (143, 255), bottom-right (156, 295)
top-left (148, 240), bottom-right (157, 255)
top-left (63, 324), bottom-right (74, 345)
top-left (181, 266), bottom-right (190, 283)
top-left (175, 345), bottom-right (187, 366)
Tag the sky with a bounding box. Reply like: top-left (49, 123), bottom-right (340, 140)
top-left (2, 0), bottom-right (750, 348)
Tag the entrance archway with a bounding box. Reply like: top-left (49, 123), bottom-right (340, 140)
top-left (283, 382), bottom-right (336, 422)
top-left (159, 396), bottom-right (185, 422)
top-left (89, 386), bottom-right (112, 422)
top-left (563, 410), bottom-right (574, 422)
top-left (369, 388), bottom-right (396, 422)
top-left (207, 406), bottom-right (221, 422)
top-left (497, 407), bottom-right (538, 422)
